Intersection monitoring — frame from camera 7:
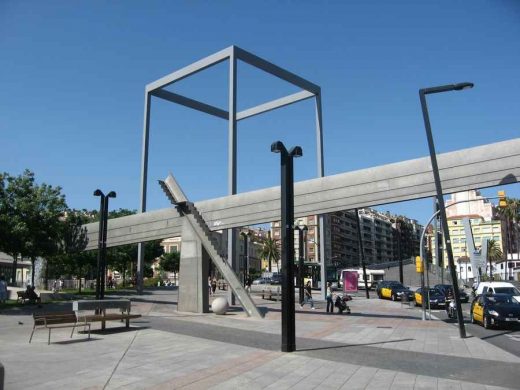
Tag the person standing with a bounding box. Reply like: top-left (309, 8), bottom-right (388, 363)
top-left (300, 281), bottom-right (315, 309)
top-left (326, 282), bottom-right (334, 313)
top-left (245, 276), bottom-right (252, 293)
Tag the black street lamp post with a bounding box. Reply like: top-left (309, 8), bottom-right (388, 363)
top-left (272, 141), bottom-right (302, 353)
top-left (93, 189), bottom-right (116, 301)
top-left (419, 82), bottom-right (473, 339)
top-left (295, 225), bottom-right (308, 304)
top-left (240, 231), bottom-right (251, 287)
top-left (94, 190), bottom-right (105, 300)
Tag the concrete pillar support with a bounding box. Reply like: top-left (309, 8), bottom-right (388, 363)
top-left (178, 219), bottom-right (209, 313)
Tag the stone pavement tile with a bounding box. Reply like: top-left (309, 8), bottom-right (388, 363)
top-left (461, 383), bottom-right (487, 390)
top-left (207, 375), bottom-right (263, 390)
top-left (414, 375), bottom-right (438, 389)
top-left (320, 370), bottom-right (356, 389)
top-left (437, 378), bottom-right (462, 390)
top-left (366, 368), bottom-right (397, 390)
top-left (339, 366), bottom-right (378, 390)
top-left (390, 372), bottom-right (416, 390)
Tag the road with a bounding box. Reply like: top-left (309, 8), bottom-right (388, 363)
top-left (359, 289), bottom-right (520, 358)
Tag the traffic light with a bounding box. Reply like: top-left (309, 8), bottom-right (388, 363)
top-left (498, 190), bottom-right (507, 209)
top-left (416, 256), bottom-right (423, 273)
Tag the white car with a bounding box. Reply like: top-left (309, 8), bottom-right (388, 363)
top-left (475, 282), bottom-right (520, 302)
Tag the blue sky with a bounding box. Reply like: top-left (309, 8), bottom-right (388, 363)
top-left (1, 1), bottom-right (519, 225)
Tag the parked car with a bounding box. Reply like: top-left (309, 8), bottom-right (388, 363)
top-left (252, 277), bottom-right (269, 285)
top-left (434, 284), bottom-right (469, 303)
top-left (414, 287), bottom-right (446, 308)
top-left (475, 282), bottom-right (520, 302)
top-left (270, 275), bottom-right (282, 285)
top-left (470, 293), bottom-right (520, 329)
top-left (376, 280), bottom-right (414, 301)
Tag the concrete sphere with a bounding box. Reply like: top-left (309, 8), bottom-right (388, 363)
top-left (211, 297), bottom-right (229, 315)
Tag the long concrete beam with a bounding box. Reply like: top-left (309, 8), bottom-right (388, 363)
top-left (85, 138), bottom-right (520, 250)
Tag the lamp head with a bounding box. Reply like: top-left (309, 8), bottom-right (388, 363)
top-left (271, 141), bottom-right (286, 154)
top-left (93, 189), bottom-right (103, 197)
top-left (453, 82), bottom-right (474, 91)
top-left (107, 191), bottom-right (117, 198)
top-left (289, 146), bottom-right (303, 158)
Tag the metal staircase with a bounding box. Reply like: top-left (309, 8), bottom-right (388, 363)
top-left (159, 174), bottom-right (263, 318)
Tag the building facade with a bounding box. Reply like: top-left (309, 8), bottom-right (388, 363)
top-left (431, 190), bottom-right (506, 282)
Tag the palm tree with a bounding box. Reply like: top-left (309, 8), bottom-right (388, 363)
top-left (260, 235), bottom-right (280, 273)
top-left (497, 198), bottom-right (520, 279)
top-left (487, 239), bottom-right (502, 279)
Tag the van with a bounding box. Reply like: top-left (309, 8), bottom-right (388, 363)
top-left (476, 282), bottom-right (520, 302)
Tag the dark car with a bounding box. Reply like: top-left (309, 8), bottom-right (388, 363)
top-left (376, 280), bottom-right (414, 301)
top-left (415, 287), bottom-right (446, 308)
top-left (470, 293), bottom-right (520, 329)
top-left (434, 284), bottom-right (469, 303)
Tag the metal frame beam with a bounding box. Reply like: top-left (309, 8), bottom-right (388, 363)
top-left (236, 90), bottom-right (315, 121)
top-left (151, 89), bottom-right (228, 120)
top-left (146, 46), bottom-right (233, 92)
top-left (235, 46), bottom-right (321, 94)
top-left (136, 46), bottom-right (325, 295)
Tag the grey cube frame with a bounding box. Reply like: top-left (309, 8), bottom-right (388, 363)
top-left (137, 46), bottom-right (326, 298)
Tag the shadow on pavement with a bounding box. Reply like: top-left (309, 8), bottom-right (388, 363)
top-left (52, 337), bottom-right (103, 345)
top-left (127, 297), bottom-right (178, 306)
top-left (296, 337), bottom-right (416, 352)
top-left (87, 326), bottom-right (149, 335)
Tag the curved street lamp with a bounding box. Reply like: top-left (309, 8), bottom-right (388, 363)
top-left (419, 81), bottom-right (474, 338)
top-left (271, 140), bottom-right (302, 353)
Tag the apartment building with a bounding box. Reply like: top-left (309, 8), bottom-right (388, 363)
top-left (431, 190), bottom-right (505, 280)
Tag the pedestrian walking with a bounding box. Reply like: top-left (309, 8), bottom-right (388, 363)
top-left (300, 281), bottom-right (315, 309)
top-left (326, 282), bottom-right (334, 313)
top-left (0, 274), bottom-right (8, 304)
top-left (245, 276), bottom-right (252, 293)
top-left (208, 276), bottom-right (212, 296)
top-left (211, 278), bottom-right (217, 294)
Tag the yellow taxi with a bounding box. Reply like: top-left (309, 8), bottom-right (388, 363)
top-left (376, 281), bottom-right (414, 301)
top-left (470, 293), bottom-right (520, 329)
top-left (414, 287), bottom-right (446, 308)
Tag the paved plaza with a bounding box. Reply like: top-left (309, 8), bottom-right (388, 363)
top-left (1, 289), bottom-right (520, 389)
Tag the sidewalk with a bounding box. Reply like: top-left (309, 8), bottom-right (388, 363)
top-left (0, 289), bottom-right (519, 389)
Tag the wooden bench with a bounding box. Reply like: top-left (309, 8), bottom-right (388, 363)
top-left (30, 312), bottom-right (91, 345)
top-left (73, 299), bottom-right (141, 330)
top-left (262, 288), bottom-right (282, 301)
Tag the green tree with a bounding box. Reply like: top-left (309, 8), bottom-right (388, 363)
top-left (159, 251), bottom-right (180, 279)
top-left (58, 211), bottom-right (92, 292)
top-left (260, 235), bottom-right (280, 273)
top-left (0, 170), bottom-right (67, 286)
top-left (486, 239), bottom-right (503, 279)
top-left (497, 198), bottom-right (520, 278)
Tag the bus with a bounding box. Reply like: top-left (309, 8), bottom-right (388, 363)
top-left (339, 268), bottom-right (385, 290)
